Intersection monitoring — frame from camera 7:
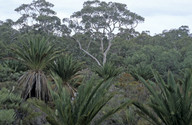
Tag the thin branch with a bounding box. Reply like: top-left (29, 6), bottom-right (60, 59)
top-left (71, 37), bottom-right (102, 66)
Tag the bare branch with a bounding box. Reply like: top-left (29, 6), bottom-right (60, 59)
top-left (71, 37), bottom-right (102, 66)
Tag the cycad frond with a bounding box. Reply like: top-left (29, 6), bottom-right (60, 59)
top-left (134, 69), bottom-right (192, 125)
top-left (93, 62), bottom-right (122, 79)
top-left (13, 36), bottom-right (61, 70)
top-left (13, 36), bottom-right (62, 102)
top-left (51, 55), bottom-right (83, 96)
top-left (51, 55), bottom-right (83, 83)
top-left (32, 75), bottom-right (131, 125)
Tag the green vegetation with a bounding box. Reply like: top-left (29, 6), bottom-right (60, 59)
top-left (134, 70), bottom-right (192, 125)
top-left (51, 55), bottom-right (83, 96)
top-left (0, 0), bottom-right (192, 125)
top-left (93, 62), bottom-right (122, 79)
top-left (13, 36), bottom-right (61, 102)
top-left (0, 87), bottom-right (37, 125)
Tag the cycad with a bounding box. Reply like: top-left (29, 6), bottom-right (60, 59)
top-left (13, 36), bottom-right (61, 102)
top-left (31, 75), bottom-right (131, 125)
top-left (51, 55), bottom-right (83, 96)
top-left (93, 62), bottom-right (122, 79)
top-left (133, 70), bottom-right (192, 125)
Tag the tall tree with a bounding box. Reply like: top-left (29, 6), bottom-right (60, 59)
top-left (63, 0), bottom-right (144, 66)
top-left (15, 0), bottom-right (61, 35)
top-left (0, 19), bottom-right (19, 58)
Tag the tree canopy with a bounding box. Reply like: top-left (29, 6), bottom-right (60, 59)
top-left (63, 0), bottom-right (144, 66)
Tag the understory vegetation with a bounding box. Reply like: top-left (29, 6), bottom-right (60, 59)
top-left (1, 0), bottom-right (192, 125)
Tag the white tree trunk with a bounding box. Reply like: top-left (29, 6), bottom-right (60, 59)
top-left (102, 40), bottom-right (112, 65)
top-left (72, 37), bottom-right (102, 66)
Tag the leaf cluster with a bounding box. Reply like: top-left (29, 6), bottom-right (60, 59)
top-left (0, 87), bottom-right (37, 125)
top-left (93, 62), bottom-right (122, 79)
top-left (31, 75), bottom-right (131, 125)
top-left (134, 70), bottom-right (192, 125)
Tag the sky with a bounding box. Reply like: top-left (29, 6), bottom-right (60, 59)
top-left (0, 0), bottom-right (192, 35)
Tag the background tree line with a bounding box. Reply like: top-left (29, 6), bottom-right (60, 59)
top-left (0, 0), bottom-right (191, 80)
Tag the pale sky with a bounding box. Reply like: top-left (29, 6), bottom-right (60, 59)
top-left (0, 0), bottom-right (192, 35)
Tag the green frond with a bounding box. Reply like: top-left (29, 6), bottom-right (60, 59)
top-left (13, 35), bottom-right (62, 102)
top-left (51, 54), bottom-right (84, 96)
top-left (28, 98), bottom-right (61, 125)
top-left (93, 62), bottom-right (122, 79)
top-left (33, 75), bottom-right (130, 125)
top-left (51, 54), bottom-right (83, 83)
top-left (95, 99), bottom-right (132, 125)
top-left (134, 69), bottom-right (192, 125)
top-left (12, 36), bottom-right (62, 71)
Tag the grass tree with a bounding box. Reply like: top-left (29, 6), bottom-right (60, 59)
top-left (133, 70), bottom-right (192, 125)
top-left (13, 36), bottom-right (61, 102)
top-left (31, 75), bottom-right (131, 125)
top-left (51, 54), bottom-right (83, 96)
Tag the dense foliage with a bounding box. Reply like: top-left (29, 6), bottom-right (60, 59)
top-left (31, 75), bottom-right (131, 125)
top-left (0, 0), bottom-right (192, 125)
top-left (134, 70), bottom-right (192, 125)
top-left (13, 36), bottom-right (61, 102)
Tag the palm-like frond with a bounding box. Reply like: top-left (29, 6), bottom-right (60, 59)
top-left (133, 69), bottom-right (192, 125)
top-left (32, 75), bottom-right (131, 125)
top-left (13, 36), bottom-right (61, 70)
top-left (93, 62), bottom-right (122, 79)
top-left (13, 36), bottom-right (62, 102)
top-left (51, 55), bottom-right (83, 83)
top-left (51, 55), bottom-right (83, 96)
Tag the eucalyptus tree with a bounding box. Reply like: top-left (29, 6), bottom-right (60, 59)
top-left (63, 0), bottom-right (144, 66)
top-left (0, 19), bottom-right (17, 43)
top-left (14, 0), bottom-right (61, 35)
top-left (0, 19), bottom-right (19, 58)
